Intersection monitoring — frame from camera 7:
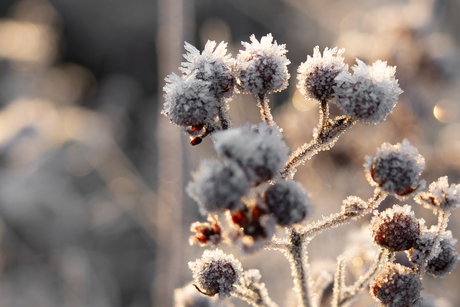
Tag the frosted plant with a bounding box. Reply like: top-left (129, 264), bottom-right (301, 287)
top-left (164, 34), bottom-right (459, 307)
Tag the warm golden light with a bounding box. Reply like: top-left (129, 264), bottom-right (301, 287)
top-left (292, 90), bottom-right (316, 112)
top-left (433, 99), bottom-right (458, 123)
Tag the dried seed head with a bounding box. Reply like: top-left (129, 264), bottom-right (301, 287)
top-left (189, 249), bottom-right (243, 298)
top-left (426, 231), bottom-right (458, 277)
top-left (370, 263), bottom-right (421, 307)
top-left (189, 216), bottom-right (222, 247)
top-left (333, 59), bottom-right (403, 124)
top-left (364, 139), bottom-right (425, 198)
top-left (415, 176), bottom-right (460, 212)
top-left (162, 73), bottom-right (219, 127)
top-left (213, 123), bottom-right (289, 184)
top-left (187, 159), bottom-right (249, 213)
top-left (264, 180), bottom-right (312, 226)
top-left (180, 40), bottom-right (236, 100)
top-left (297, 46), bottom-right (348, 102)
top-left (371, 204), bottom-right (420, 252)
top-left (235, 34), bottom-right (290, 95)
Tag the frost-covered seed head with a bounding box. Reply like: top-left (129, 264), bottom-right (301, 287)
top-left (213, 123), bottom-right (289, 184)
top-left (426, 232), bottom-right (458, 277)
top-left (263, 180), bottom-right (312, 226)
top-left (297, 46), bottom-right (348, 102)
top-left (187, 159), bottom-right (249, 212)
top-left (180, 41), bottom-right (236, 100)
top-left (162, 73), bottom-right (219, 127)
top-left (364, 139), bottom-right (425, 197)
top-left (370, 263), bottom-right (421, 307)
top-left (371, 204), bottom-right (420, 252)
top-left (189, 249), bottom-right (243, 298)
top-left (235, 34), bottom-right (290, 95)
top-left (174, 283), bottom-right (235, 307)
top-left (415, 176), bottom-right (460, 212)
top-left (333, 59), bottom-right (403, 124)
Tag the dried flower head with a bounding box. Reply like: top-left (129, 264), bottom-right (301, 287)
top-left (370, 263), bottom-right (422, 307)
top-left (333, 59), bottom-right (403, 124)
top-left (263, 180), bottom-right (312, 226)
top-left (190, 215), bottom-right (222, 247)
top-left (297, 46), bottom-right (348, 102)
top-left (174, 283), bottom-right (235, 307)
top-left (426, 231), bottom-right (458, 277)
top-left (187, 159), bottom-right (249, 213)
top-left (415, 176), bottom-right (460, 212)
top-left (180, 40), bottom-right (236, 100)
top-left (235, 33), bottom-right (290, 95)
top-left (189, 249), bottom-right (243, 298)
top-left (364, 139), bottom-right (425, 198)
top-left (162, 73), bottom-right (219, 127)
top-left (370, 204), bottom-right (420, 252)
top-left (213, 123), bottom-right (289, 184)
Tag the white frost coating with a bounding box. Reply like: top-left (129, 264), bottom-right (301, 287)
top-left (189, 249), bottom-right (243, 298)
top-left (162, 73), bottom-right (219, 127)
top-left (235, 33), bottom-right (290, 95)
top-left (415, 176), bottom-right (460, 212)
top-left (333, 59), bottom-right (403, 124)
top-left (174, 283), bottom-right (235, 307)
top-left (264, 180), bottom-right (312, 226)
top-left (187, 159), bottom-right (249, 212)
top-left (213, 123), bottom-right (289, 184)
top-left (297, 46), bottom-right (348, 102)
top-left (364, 139), bottom-right (425, 198)
top-left (180, 40), bottom-right (236, 100)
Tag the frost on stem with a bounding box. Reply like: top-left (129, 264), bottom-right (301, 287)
top-left (213, 123), bottom-right (289, 184)
top-left (189, 249), bottom-right (243, 298)
top-left (364, 139), bottom-right (425, 199)
top-left (370, 263), bottom-right (422, 307)
top-left (162, 73), bottom-right (219, 127)
top-left (333, 59), bottom-right (403, 124)
top-left (370, 204), bottom-right (420, 252)
top-left (180, 40), bottom-right (236, 100)
top-left (174, 283), bottom-right (235, 307)
top-left (187, 159), bottom-right (249, 213)
top-left (263, 180), bottom-right (312, 227)
top-left (235, 33), bottom-right (290, 95)
top-left (415, 176), bottom-right (460, 213)
top-left (297, 46), bottom-right (348, 102)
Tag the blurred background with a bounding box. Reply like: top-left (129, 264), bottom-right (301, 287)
top-left (0, 0), bottom-right (459, 306)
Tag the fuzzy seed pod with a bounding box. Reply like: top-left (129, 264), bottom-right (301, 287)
top-left (364, 139), bottom-right (425, 198)
top-left (370, 263), bottom-right (421, 307)
top-left (425, 232), bottom-right (458, 277)
top-left (264, 180), bottom-right (312, 226)
top-left (189, 249), bottom-right (243, 298)
top-left (371, 204), bottom-right (420, 252)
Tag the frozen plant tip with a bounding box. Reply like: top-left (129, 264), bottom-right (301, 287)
top-left (297, 46), bottom-right (348, 102)
top-left (235, 34), bottom-right (290, 95)
top-left (364, 139), bottom-right (425, 198)
top-left (189, 249), bottom-right (243, 298)
top-left (333, 59), bottom-right (403, 124)
top-left (415, 176), bottom-right (460, 212)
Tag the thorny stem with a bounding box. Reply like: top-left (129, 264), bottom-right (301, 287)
top-left (287, 228), bottom-right (311, 307)
top-left (257, 93), bottom-right (275, 127)
top-left (338, 249), bottom-right (387, 306)
top-left (299, 190), bottom-right (386, 240)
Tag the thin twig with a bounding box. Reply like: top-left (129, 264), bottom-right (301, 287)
top-left (257, 93), bottom-right (275, 127)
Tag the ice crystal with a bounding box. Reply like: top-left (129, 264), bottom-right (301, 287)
top-left (263, 180), bottom-right (312, 226)
top-left (370, 204), bottom-right (420, 252)
top-left (162, 73), bottom-right (219, 127)
top-left (189, 249), bottom-right (243, 298)
top-left (370, 263), bottom-right (422, 307)
top-left (364, 139), bottom-right (425, 198)
top-left (297, 46), bottom-right (348, 102)
top-left (235, 34), bottom-right (290, 95)
top-left (415, 176), bottom-right (460, 212)
top-left (213, 123), bottom-right (289, 184)
top-left (187, 159), bottom-right (249, 213)
top-left (180, 40), bottom-right (236, 100)
top-left (333, 59), bottom-right (403, 124)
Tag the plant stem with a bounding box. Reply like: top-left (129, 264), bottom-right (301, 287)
top-left (257, 93), bottom-right (275, 127)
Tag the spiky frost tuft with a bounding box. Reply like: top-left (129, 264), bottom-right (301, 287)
top-left (235, 34), bottom-right (290, 95)
top-left (297, 46), bottom-right (348, 102)
top-left (415, 176), bottom-right (460, 212)
top-left (333, 59), bottom-right (403, 124)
